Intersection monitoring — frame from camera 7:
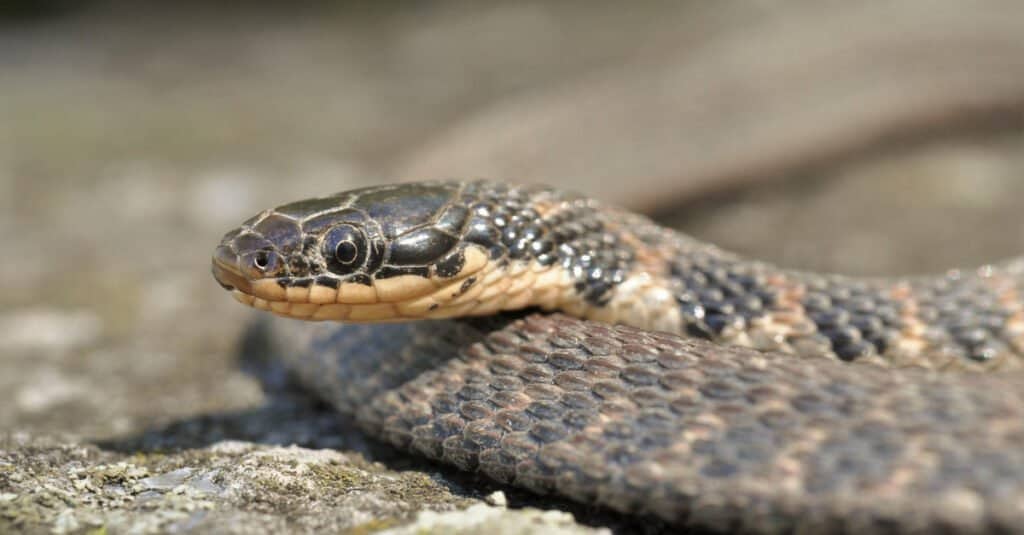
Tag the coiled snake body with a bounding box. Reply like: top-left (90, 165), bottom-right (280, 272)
top-left (212, 181), bottom-right (1024, 533)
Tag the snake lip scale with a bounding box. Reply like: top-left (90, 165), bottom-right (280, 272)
top-left (213, 180), bottom-right (1024, 533)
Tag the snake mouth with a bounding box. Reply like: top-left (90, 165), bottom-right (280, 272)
top-left (213, 244), bottom-right (522, 322)
top-left (211, 245), bottom-right (252, 294)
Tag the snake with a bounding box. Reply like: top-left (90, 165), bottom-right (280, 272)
top-left (211, 180), bottom-right (1024, 533)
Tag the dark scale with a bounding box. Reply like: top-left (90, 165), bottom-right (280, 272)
top-left (458, 182), bottom-right (634, 305)
top-left (669, 251), bottom-right (781, 340)
top-left (911, 275), bottom-right (1014, 362)
top-left (666, 250), bottom-right (923, 362)
top-left (798, 277), bottom-right (906, 362)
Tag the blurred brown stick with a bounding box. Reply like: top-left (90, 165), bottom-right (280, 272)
top-left (398, 2), bottom-right (1024, 212)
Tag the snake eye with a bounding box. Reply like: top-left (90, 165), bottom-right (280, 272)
top-left (322, 224), bottom-right (367, 275)
top-left (335, 240), bottom-right (357, 264)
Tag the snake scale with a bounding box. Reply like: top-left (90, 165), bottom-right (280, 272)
top-left (212, 180), bottom-right (1024, 534)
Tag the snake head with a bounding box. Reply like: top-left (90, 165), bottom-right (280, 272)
top-left (212, 182), bottom-right (492, 321)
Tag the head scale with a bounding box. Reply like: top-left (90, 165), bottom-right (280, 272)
top-left (211, 182), bottom-right (490, 321)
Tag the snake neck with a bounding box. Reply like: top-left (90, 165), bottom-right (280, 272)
top-left (473, 185), bottom-right (1024, 371)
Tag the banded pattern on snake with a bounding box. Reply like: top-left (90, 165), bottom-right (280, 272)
top-left (212, 181), bottom-right (1024, 533)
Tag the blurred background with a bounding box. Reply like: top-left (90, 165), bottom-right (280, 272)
top-left (2, 2), bottom-right (1024, 532)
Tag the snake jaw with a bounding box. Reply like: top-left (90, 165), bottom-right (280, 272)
top-left (220, 244), bottom-right (495, 322)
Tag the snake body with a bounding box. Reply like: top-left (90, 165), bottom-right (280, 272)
top-left (212, 181), bottom-right (1024, 533)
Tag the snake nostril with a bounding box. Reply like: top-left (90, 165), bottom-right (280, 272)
top-left (241, 249), bottom-right (280, 278)
top-left (253, 251), bottom-right (271, 270)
